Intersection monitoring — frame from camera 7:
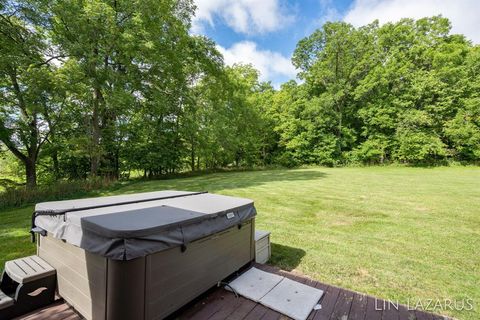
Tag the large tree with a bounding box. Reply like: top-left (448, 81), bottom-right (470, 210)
top-left (293, 21), bottom-right (374, 161)
top-left (289, 16), bottom-right (478, 165)
top-left (49, 0), bottom-right (199, 177)
top-left (0, 1), bottom-right (63, 186)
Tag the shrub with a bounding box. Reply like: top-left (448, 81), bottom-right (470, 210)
top-left (0, 178), bottom-right (116, 210)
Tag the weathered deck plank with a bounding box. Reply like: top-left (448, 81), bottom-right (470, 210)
top-left (349, 293), bottom-right (368, 320)
top-left (313, 285), bottom-right (341, 320)
top-left (365, 296), bottom-right (383, 320)
top-left (14, 263), bottom-right (451, 320)
top-left (329, 289), bottom-right (354, 320)
top-left (14, 300), bottom-right (81, 320)
top-left (243, 304), bottom-right (270, 320)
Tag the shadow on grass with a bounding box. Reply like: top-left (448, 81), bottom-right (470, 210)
top-left (269, 243), bottom-right (306, 271)
top-left (121, 168), bottom-right (328, 194)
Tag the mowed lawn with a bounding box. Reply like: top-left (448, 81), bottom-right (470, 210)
top-left (1, 167), bottom-right (479, 319)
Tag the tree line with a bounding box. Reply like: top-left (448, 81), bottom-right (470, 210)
top-left (1, 0), bottom-right (479, 187)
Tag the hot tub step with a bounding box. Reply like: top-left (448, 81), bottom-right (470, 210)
top-left (0, 255), bottom-right (57, 319)
top-left (0, 289), bottom-right (14, 309)
top-left (5, 255), bottom-right (56, 284)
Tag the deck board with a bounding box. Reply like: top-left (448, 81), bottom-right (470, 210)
top-left (348, 293), bottom-right (368, 320)
top-left (313, 285), bottom-right (341, 320)
top-left (364, 296), bottom-right (384, 320)
top-left (243, 304), bottom-right (270, 320)
top-left (416, 309), bottom-right (434, 320)
top-left (15, 263), bottom-right (451, 320)
top-left (225, 298), bottom-right (257, 320)
top-left (207, 292), bottom-right (243, 320)
top-left (260, 309), bottom-right (282, 320)
top-left (329, 290), bottom-right (354, 320)
top-left (382, 305), bottom-right (400, 320)
top-left (398, 304), bottom-right (416, 320)
top-left (14, 300), bottom-right (81, 320)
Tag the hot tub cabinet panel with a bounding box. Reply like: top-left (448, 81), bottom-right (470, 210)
top-left (38, 219), bottom-right (255, 320)
top-left (145, 220), bottom-right (254, 320)
top-left (37, 233), bottom-right (107, 318)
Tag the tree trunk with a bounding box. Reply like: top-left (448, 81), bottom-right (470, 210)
top-left (7, 68), bottom-right (40, 186)
top-left (91, 86), bottom-right (102, 176)
top-left (52, 150), bottom-right (60, 179)
top-left (114, 148), bottom-right (119, 179)
top-left (337, 109), bottom-right (343, 154)
top-left (25, 158), bottom-right (37, 188)
top-left (44, 104), bottom-right (60, 179)
top-left (26, 114), bottom-right (39, 187)
top-left (190, 140), bottom-right (195, 172)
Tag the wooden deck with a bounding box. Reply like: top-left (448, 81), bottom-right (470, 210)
top-left (14, 264), bottom-right (449, 320)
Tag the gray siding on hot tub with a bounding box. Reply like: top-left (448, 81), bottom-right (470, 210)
top-left (37, 233), bottom-right (107, 319)
top-left (38, 218), bottom-right (255, 320)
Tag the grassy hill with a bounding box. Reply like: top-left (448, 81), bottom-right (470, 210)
top-left (1, 167), bottom-right (478, 319)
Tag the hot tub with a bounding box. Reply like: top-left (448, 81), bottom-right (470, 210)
top-left (32, 191), bottom-right (256, 320)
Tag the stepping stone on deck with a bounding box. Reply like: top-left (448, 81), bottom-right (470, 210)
top-left (228, 267), bottom-right (284, 301)
top-left (228, 267), bottom-right (324, 320)
top-left (259, 277), bottom-right (324, 320)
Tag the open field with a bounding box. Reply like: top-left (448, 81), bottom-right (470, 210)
top-left (1, 167), bottom-right (479, 319)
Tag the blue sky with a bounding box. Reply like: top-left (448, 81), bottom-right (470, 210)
top-left (191, 0), bottom-right (479, 87)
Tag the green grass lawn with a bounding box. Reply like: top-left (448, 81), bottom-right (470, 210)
top-left (1, 167), bottom-right (479, 319)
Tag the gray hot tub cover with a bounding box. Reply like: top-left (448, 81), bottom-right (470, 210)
top-left (34, 191), bottom-right (256, 260)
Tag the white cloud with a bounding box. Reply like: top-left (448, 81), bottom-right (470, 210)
top-left (317, 0), bottom-right (342, 25)
top-left (192, 0), bottom-right (294, 35)
top-left (217, 41), bottom-right (297, 86)
top-left (344, 0), bottom-right (480, 43)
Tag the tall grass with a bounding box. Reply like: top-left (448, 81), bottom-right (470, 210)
top-left (0, 166), bottom-right (273, 210)
top-left (0, 178), bottom-right (116, 210)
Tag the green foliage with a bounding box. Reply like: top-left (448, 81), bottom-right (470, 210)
top-left (286, 16), bottom-right (479, 166)
top-left (1, 0), bottom-right (272, 185)
top-left (0, 177), bottom-right (115, 210)
top-left (0, 1), bottom-right (60, 186)
top-left (348, 137), bottom-right (389, 164)
top-left (1, 5), bottom-right (479, 187)
top-left (444, 46), bottom-right (480, 161)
